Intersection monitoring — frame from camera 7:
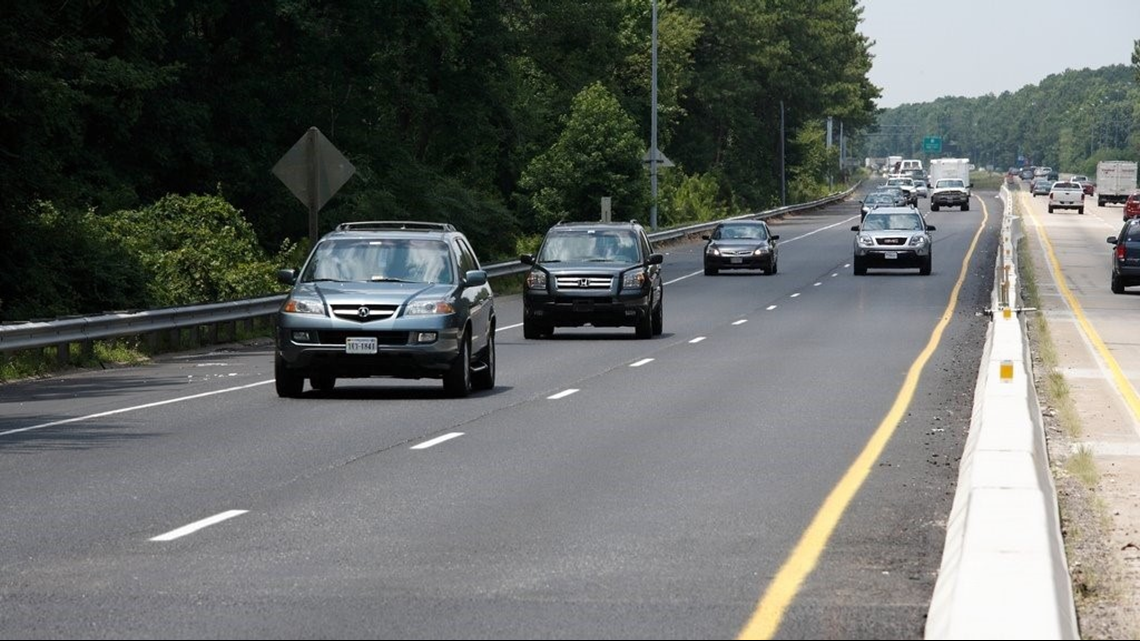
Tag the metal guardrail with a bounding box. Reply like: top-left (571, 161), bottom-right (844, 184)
top-left (0, 184), bottom-right (858, 360)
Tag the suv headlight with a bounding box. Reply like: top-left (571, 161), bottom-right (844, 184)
top-left (622, 268), bottom-right (648, 290)
top-left (908, 235), bottom-right (928, 247)
top-left (283, 296), bottom-right (326, 315)
top-left (857, 235), bottom-right (875, 247)
top-left (526, 269), bottom-right (547, 290)
top-left (405, 299), bottom-right (456, 315)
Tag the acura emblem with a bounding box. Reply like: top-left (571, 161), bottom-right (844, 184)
top-left (357, 306), bottom-right (370, 319)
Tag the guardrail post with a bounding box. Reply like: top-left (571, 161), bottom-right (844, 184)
top-left (55, 342), bottom-right (70, 367)
top-left (80, 340), bottom-right (94, 363)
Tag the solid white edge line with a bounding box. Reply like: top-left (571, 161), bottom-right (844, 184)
top-left (497, 322), bottom-right (522, 332)
top-left (411, 432), bottom-right (464, 450)
top-left (548, 389), bottom-right (579, 400)
top-left (150, 509), bottom-right (248, 542)
top-left (689, 336), bottom-right (707, 344)
top-left (630, 358), bottom-right (654, 368)
top-left (0, 380), bottom-right (276, 438)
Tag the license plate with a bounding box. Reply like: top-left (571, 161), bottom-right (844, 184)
top-left (573, 301), bottom-right (594, 312)
top-left (730, 257), bottom-right (742, 264)
top-left (345, 337), bottom-right (377, 354)
top-left (884, 252), bottom-right (898, 260)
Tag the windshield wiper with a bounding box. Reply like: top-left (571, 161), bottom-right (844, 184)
top-left (370, 276), bottom-right (413, 283)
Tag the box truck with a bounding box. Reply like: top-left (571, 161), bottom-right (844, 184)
top-left (1096, 161), bottom-right (1138, 207)
top-left (929, 158), bottom-right (971, 189)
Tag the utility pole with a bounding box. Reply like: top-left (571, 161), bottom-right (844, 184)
top-left (649, 0), bottom-right (659, 231)
top-left (780, 100), bottom-right (786, 207)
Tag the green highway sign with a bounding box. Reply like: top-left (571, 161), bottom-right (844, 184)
top-left (923, 136), bottom-right (942, 153)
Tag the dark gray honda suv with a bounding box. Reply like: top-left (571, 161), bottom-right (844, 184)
top-left (274, 221), bottom-right (495, 397)
top-left (520, 220), bottom-right (663, 339)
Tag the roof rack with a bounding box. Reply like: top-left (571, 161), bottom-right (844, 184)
top-left (335, 221), bottom-right (457, 232)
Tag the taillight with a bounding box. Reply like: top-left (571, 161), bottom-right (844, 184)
top-left (1118, 244), bottom-right (1127, 260)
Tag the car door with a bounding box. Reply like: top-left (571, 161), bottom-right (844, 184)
top-left (455, 237), bottom-right (492, 351)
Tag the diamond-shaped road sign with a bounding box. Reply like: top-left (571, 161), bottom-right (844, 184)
top-left (273, 127), bottom-right (355, 241)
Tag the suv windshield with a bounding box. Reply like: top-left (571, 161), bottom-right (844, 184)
top-left (537, 229), bottom-right (640, 263)
top-left (301, 238), bottom-right (455, 283)
top-left (863, 213), bottom-right (923, 231)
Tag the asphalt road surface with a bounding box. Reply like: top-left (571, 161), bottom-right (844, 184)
top-left (0, 191), bottom-right (1000, 639)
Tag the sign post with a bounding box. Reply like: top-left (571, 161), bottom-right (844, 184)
top-left (922, 136), bottom-right (942, 154)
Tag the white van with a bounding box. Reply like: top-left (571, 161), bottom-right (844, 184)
top-left (899, 159), bottom-right (923, 174)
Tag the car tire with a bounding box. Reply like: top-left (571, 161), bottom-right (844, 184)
top-left (853, 256), bottom-right (867, 276)
top-left (472, 330), bottom-right (495, 391)
top-left (635, 307), bottom-right (653, 339)
top-left (704, 264), bottom-right (718, 276)
top-left (310, 376), bottom-right (336, 392)
top-left (523, 317), bottom-right (547, 340)
top-left (931, 204), bottom-right (939, 212)
top-left (443, 335), bottom-right (472, 397)
top-left (769, 257), bottom-right (778, 275)
top-left (274, 355), bottom-right (304, 398)
top-left (1048, 205), bottom-right (1054, 213)
top-left (961, 202), bottom-right (969, 211)
top-left (651, 298), bottom-right (663, 336)
top-left (1112, 273), bottom-right (1125, 294)
top-left (1099, 198), bottom-right (1106, 207)
top-left (1078, 207), bottom-right (1084, 215)
top-left (920, 255), bottom-right (932, 276)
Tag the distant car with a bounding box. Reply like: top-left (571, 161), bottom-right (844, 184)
top-left (521, 220), bottom-right (663, 339)
top-left (1124, 191), bottom-right (1140, 221)
top-left (851, 207), bottom-right (936, 276)
top-left (930, 178), bottom-right (970, 211)
top-left (884, 177), bottom-right (918, 205)
top-left (274, 221), bottom-right (497, 398)
top-left (1019, 168), bottom-right (1036, 181)
top-left (912, 179), bottom-right (929, 198)
top-left (702, 220), bottom-right (779, 275)
top-left (1107, 218), bottom-right (1140, 294)
top-left (860, 191), bottom-right (902, 219)
top-left (1031, 178), bottom-right (1053, 196)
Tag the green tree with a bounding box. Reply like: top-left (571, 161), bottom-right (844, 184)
top-left (518, 82), bottom-right (649, 229)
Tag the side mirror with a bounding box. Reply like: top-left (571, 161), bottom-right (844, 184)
top-left (519, 254), bottom-right (535, 265)
top-left (277, 268), bottom-right (298, 285)
top-left (770, 235), bottom-right (780, 241)
top-left (701, 234), bottom-right (711, 240)
top-left (647, 253), bottom-right (664, 265)
top-left (464, 270), bottom-right (488, 287)
top-left (926, 225), bottom-right (937, 232)
top-left (1107, 237), bottom-right (1118, 244)
top-left (851, 225), bottom-right (861, 232)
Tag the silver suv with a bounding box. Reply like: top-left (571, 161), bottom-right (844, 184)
top-left (274, 221), bottom-right (496, 397)
top-left (851, 207), bottom-right (936, 276)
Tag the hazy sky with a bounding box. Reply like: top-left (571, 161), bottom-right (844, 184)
top-left (858, 0), bottom-right (1138, 109)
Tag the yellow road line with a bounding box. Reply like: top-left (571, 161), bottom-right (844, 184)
top-left (1018, 192), bottom-right (1140, 422)
top-left (736, 197), bottom-right (990, 640)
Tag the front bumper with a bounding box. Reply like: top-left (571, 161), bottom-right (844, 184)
top-left (524, 291), bottom-right (652, 328)
top-left (705, 253), bottom-right (774, 270)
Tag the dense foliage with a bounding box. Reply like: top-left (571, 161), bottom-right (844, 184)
top-left (0, 0), bottom-right (878, 320)
top-left (861, 64), bottom-right (1139, 176)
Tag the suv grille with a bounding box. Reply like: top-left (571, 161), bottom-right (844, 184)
top-left (555, 275), bottom-right (613, 289)
top-left (877, 237), bottom-right (906, 246)
top-left (330, 304), bottom-right (400, 322)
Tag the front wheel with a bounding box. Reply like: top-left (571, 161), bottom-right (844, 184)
top-left (704, 264), bottom-right (718, 276)
top-left (635, 308), bottom-right (653, 339)
top-left (275, 355), bottom-right (304, 398)
top-left (931, 204), bottom-right (940, 212)
top-left (919, 255), bottom-right (932, 276)
top-left (1078, 207), bottom-right (1084, 215)
top-left (472, 330), bottom-right (495, 391)
top-left (443, 336), bottom-right (472, 397)
top-left (310, 376), bottom-right (336, 392)
top-left (1112, 273), bottom-right (1125, 294)
top-left (651, 298), bottom-right (663, 336)
top-left (853, 256), bottom-right (867, 276)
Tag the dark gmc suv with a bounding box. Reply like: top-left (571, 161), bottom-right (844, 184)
top-left (520, 221), bottom-right (664, 339)
top-left (274, 221), bottom-right (496, 398)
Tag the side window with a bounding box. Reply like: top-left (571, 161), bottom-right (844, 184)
top-left (639, 230), bottom-right (652, 259)
top-left (455, 237), bottom-right (478, 273)
top-left (1125, 222), bottom-right (1140, 243)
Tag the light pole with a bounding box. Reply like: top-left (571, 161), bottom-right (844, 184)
top-left (649, 0), bottom-right (659, 231)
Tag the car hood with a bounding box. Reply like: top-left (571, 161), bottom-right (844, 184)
top-left (709, 239), bottom-right (770, 248)
top-left (293, 280), bottom-right (453, 304)
top-left (538, 261), bottom-right (639, 273)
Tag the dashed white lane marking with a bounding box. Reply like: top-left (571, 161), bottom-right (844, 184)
top-left (411, 432), bottom-right (465, 450)
top-left (548, 389), bottom-right (579, 400)
top-left (733, 320), bottom-right (748, 326)
top-left (630, 358), bottom-right (654, 368)
top-left (766, 305), bottom-right (778, 311)
top-left (813, 282), bottom-right (823, 287)
top-left (150, 510), bottom-right (248, 542)
top-left (690, 337), bottom-right (707, 344)
top-left (790, 293), bottom-right (801, 298)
